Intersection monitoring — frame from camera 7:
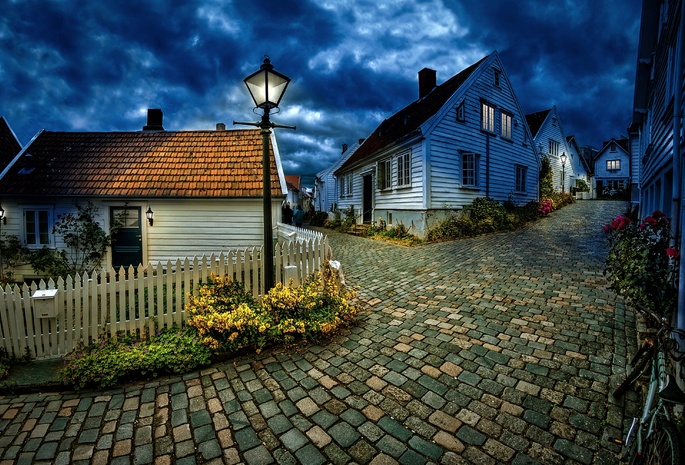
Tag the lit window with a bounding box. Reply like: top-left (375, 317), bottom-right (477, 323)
top-left (397, 151), bottom-right (411, 187)
top-left (462, 153), bottom-right (480, 187)
top-left (515, 164), bottom-right (527, 192)
top-left (379, 159), bottom-right (392, 190)
top-left (501, 112), bottom-right (513, 139)
top-left (549, 140), bottom-right (559, 157)
top-left (481, 102), bottom-right (496, 133)
top-left (24, 209), bottom-right (52, 247)
top-left (607, 160), bottom-right (621, 171)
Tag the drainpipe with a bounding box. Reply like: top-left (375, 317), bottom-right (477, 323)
top-left (675, 0), bottom-right (685, 330)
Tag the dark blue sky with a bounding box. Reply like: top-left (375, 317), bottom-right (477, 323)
top-left (1, 0), bottom-right (642, 185)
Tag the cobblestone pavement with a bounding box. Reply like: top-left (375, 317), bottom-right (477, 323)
top-left (0, 200), bottom-right (638, 465)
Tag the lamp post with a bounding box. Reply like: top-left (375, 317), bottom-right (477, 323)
top-left (560, 152), bottom-right (567, 193)
top-left (234, 56), bottom-right (295, 293)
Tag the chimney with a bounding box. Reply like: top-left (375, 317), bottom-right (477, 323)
top-left (418, 68), bottom-right (436, 99)
top-left (358, 138), bottom-right (365, 145)
top-left (143, 108), bottom-right (164, 131)
top-left (342, 143), bottom-right (348, 154)
top-left (216, 123), bottom-right (226, 131)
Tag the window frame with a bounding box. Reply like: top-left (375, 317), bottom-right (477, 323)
top-left (379, 158), bottom-right (392, 191)
top-left (549, 140), bottom-right (560, 157)
top-left (396, 151), bottom-right (411, 187)
top-left (607, 160), bottom-right (621, 171)
top-left (461, 152), bottom-right (480, 188)
top-left (493, 69), bottom-right (501, 87)
top-left (456, 100), bottom-right (466, 123)
top-left (515, 164), bottom-right (527, 193)
top-left (481, 101), bottom-right (496, 134)
top-left (501, 111), bottom-right (513, 140)
top-left (23, 207), bottom-right (54, 248)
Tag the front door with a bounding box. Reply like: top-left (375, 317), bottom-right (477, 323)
top-left (363, 174), bottom-right (373, 223)
top-left (110, 207), bottom-right (143, 269)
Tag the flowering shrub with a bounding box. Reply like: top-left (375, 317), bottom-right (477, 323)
top-left (537, 200), bottom-right (553, 217)
top-left (604, 210), bottom-right (679, 317)
top-left (59, 326), bottom-right (212, 390)
top-left (186, 263), bottom-right (359, 353)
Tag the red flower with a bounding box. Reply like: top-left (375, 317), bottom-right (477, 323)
top-left (666, 247), bottom-right (680, 259)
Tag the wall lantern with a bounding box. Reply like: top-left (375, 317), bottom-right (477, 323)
top-left (146, 207), bottom-right (154, 226)
top-left (0, 204), bottom-right (5, 225)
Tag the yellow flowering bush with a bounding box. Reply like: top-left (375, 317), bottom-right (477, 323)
top-left (185, 262), bottom-right (359, 353)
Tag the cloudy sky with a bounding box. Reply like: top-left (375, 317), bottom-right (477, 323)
top-left (1, 0), bottom-right (642, 185)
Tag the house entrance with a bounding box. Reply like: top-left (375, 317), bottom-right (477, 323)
top-left (363, 174), bottom-right (373, 223)
top-left (110, 207), bottom-right (143, 269)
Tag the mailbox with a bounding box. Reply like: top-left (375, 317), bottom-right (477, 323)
top-left (31, 289), bottom-right (59, 318)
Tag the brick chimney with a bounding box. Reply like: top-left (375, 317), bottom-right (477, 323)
top-left (418, 68), bottom-right (436, 99)
top-left (342, 143), bottom-right (348, 154)
top-left (216, 123), bottom-right (226, 131)
top-left (143, 109), bottom-right (164, 131)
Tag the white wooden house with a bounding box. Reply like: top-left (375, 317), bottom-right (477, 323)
top-left (630, 0), bottom-right (683, 219)
top-left (314, 140), bottom-right (363, 213)
top-left (333, 51), bottom-right (539, 238)
top-left (0, 110), bottom-right (287, 280)
top-left (525, 106), bottom-right (580, 194)
top-left (594, 138), bottom-right (631, 198)
top-left (566, 135), bottom-right (592, 197)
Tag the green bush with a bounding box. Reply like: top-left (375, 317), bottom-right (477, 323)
top-left (59, 326), bottom-right (212, 390)
top-left (308, 211), bottom-right (329, 227)
top-left (575, 178), bottom-right (590, 192)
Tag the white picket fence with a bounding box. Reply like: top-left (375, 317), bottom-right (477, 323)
top-left (0, 235), bottom-right (331, 359)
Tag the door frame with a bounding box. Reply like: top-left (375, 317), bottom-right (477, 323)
top-left (108, 205), bottom-right (147, 270)
top-left (362, 174), bottom-right (373, 224)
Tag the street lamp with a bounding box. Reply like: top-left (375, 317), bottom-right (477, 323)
top-left (234, 56), bottom-right (295, 293)
top-left (560, 152), bottom-right (567, 193)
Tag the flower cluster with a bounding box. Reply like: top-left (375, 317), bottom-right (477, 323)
top-left (604, 210), bottom-right (679, 317)
top-left (537, 200), bottom-right (553, 217)
top-left (185, 262), bottom-right (359, 353)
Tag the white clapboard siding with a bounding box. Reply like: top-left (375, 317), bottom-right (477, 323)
top-left (0, 230), bottom-right (330, 359)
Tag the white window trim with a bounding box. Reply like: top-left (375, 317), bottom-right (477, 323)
top-left (22, 206), bottom-right (55, 249)
top-left (501, 111), bottom-right (513, 140)
top-left (461, 152), bottom-right (480, 188)
top-left (379, 159), bottom-right (392, 191)
top-left (396, 151), bottom-right (411, 187)
top-left (481, 101), bottom-right (496, 134)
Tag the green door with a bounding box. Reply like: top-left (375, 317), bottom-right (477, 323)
top-left (110, 207), bottom-right (143, 269)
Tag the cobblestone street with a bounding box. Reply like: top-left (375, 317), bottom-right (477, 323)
top-left (0, 200), bottom-right (637, 465)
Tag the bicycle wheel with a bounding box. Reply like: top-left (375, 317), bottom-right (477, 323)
top-left (614, 343), bottom-right (654, 399)
top-left (642, 418), bottom-right (682, 465)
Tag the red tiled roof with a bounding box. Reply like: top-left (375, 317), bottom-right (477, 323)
top-left (338, 56), bottom-right (487, 172)
top-left (284, 174), bottom-right (300, 190)
top-left (525, 109), bottom-right (550, 139)
top-left (0, 129), bottom-right (283, 198)
top-left (0, 117), bottom-right (21, 172)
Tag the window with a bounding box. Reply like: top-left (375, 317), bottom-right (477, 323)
top-left (462, 153), bottom-right (480, 187)
top-left (549, 140), bottom-right (559, 157)
top-left (339, 174), bottom-right (353, 197)
top-left (379, 159), bottom-right (392, 190)
top-left (494, 69), bottom-right (501, 87)
top-left (501, 112), bottom-right (513, 139)
top-left (515, 164), bottom-right (527, 192)
top-left (24, 209), bottom-right (52, 247)
top-left (346, 174), bottom-right (353, 196)
top-left (456, 101), bottom-right (466, 122)
top-left (607, 160), bottom-right (621, 171)
top-left (481, 102), bottom-right (496, 133)
top-left (610, 142), bottom-right (617, 152)
top-left (397, 151), bottom-right (411, 187)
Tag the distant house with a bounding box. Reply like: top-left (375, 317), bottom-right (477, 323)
top-left (0, 110), bottom-right (287, 280)
top-left (525, 106), bottom-right (579, 194)
top-left (0, 116), bottom-right (22, 172)
top-left (314, 140), bottom-right (363, 213)
top-left (630, 0), bottom-right (683, 218)
top-left (594, 137), bottom-right (630, 198)
top-left (333, 51), bottom-right (539, 238)
top-left (566, 135), bottom-right (592, 197)
top-left (284, 175), bottom-right (303, 209)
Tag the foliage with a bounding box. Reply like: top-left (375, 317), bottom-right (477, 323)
top-left (575, 178), bottom-right (590, 192)
top-left (0, 233), bottom-right (30, 285)
top-left (29, 201), bottom-right (117, 279)
top-left (324, 205), bottom-right (357, 233)
top-left (539, 156), bottom-right (554, 199)
top-left (427, 195), bottom-right (575, 242)
top-left (0, 347), bottom-right (31, 381)
top-left (186, 264), bottom-right (359, 353)
top-left (604, 209), bottom-right (678, 318)
top-left (324, 209), bottom-right (343, 230)
top-left (364, 217), bottom-right (421, 246)
top-left (308, 211), bottom-right (329, 227)
top-left (59, 326), bottom-right (212, 390)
